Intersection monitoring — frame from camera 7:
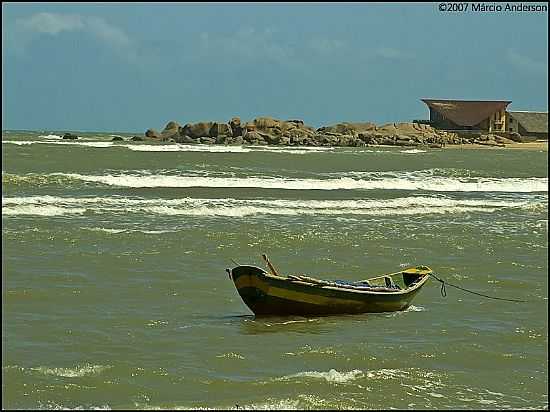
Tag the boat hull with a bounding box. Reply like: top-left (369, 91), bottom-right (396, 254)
top-left (230, 265), bottom-right (429, 316)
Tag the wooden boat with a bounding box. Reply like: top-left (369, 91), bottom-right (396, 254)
top-left (228, 256), bottom-right (432, 316)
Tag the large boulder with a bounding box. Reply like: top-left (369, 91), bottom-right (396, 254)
top-left (209, 122), bottom-right (232, 138)
top-left (244, 117), bottom-right (318, 145)
top-left (245, 123), bottom-right (256, 132)
top-left (494, 135), bottom-right (518, 145)
top-left (145, 129), bottom-right (161, 139)
top-left (200, 136), bottom-right (216, 144)
top-left (230, 117), bottom-right (243, 137)
top-left (163, 121), bottom-right (181, 131)
top-left (161, 121), bottom-right (181, 141)
top-left (287, 119), bottom-right (304, 126)
top-left (243, 130), bottom-right (266, 144)
top-left (317, 122), bottom-right (376, 136)
top-left (180, 122), bottom-right (215, 139)
top-left (226, 136), bottom-right (244, 145)
top-left (254, 117), bottom-right (279, 129)
top-left (357, 132), bottom-right (379, 144)
top-left (394, 135), bottom-right (417, 146)
top-left (254, 117), bottom-right (313, 133)
top-left (286, 128), bottom-right (313, 140)
top-left (316, 134), bottom-right (339, 146)
top-left (173, 135), bottom-right (198, 144)
top-left (506, 132), bottom-right (522, 142)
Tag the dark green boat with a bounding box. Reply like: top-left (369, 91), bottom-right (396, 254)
top-left (228, 257), bottom-right (431, 316)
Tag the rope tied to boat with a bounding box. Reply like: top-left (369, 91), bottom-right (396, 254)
top-left (429, 272), bottom-right (527, 303)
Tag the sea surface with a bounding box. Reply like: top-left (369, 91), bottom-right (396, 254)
top-left (2, 130), bottom-right (548, 410)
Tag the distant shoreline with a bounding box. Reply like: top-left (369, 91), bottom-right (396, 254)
top-left (2, 129), bottom-right (548, 151)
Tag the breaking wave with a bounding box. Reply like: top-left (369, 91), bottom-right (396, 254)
top-left (82, 227), bottom-right (177, 234)
top-left (400, 149), bottom-right (427, 154)
top-left (3, 140), bottom-right (115, 148)
top-left (279, 369), bottom-right (364, 384)
top-left (28, 171), bottom-right (547, 192)
top-left (31, 363), bottom-right (112, 378)
top-left (2, 140), bottom-right (335, 154)
top-left (38, 134), bottom-right (63, 140)
top-left (2, 195), bottom-right (545, 217)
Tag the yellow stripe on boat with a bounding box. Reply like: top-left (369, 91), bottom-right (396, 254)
top-left (235, 275), bottom-right (380, 308)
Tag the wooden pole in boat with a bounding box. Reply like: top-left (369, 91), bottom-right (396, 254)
top-left (262, 254), bottom-right (280, 277)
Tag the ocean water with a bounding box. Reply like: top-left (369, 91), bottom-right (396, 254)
top-left (2, 130), bottom-right (548, 409)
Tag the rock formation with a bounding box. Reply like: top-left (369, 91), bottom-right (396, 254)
top-left (145, 129), bottom-right (161, 139)
top-left (144, 116), bottom-right (531, 148)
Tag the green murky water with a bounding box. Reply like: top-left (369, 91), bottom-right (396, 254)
top-left (2, 130), bottom-right (548, 409)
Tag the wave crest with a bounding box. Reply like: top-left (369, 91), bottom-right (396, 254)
top-left (31, 363), bottom-right (112, 378)
top-left (45, 171), bottom-right (549, 192)
top-left (280, 369), bottom-right (364, 384)
top-left (2, 195), bottom-right (545, 218)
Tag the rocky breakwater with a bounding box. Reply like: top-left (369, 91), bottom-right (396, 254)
top-left (144, 117), bottom-right (319, 146)
top-left (316, 122), bottom-right (461, 148)
top-left (143, 117), bottom-right (509, 148)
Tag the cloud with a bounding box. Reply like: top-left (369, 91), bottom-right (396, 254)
top-left (194, 29), bottom-right (351, 72)
top-left (506, 48), bottom-right (547, 75)
top-left (198, 27), bottom-right (294, 63)
top-left (375, 47), bottom-right (411, 60)
top-left (17, 12), bottom-right (84, 35)
top-left (308, 38), bottom-right (345, 55)
top-left (86, 16), bottom-right (131, 49)
top-left (11, 12), bottom-right (135, 61)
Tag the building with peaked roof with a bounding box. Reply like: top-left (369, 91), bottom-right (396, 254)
top-left (421, 99), bottom-right (511, 132)
top-left (507, 111), bottom-right (548, 139)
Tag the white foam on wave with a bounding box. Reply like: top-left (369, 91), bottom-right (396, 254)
top-left (2, 195), bottom-right (545, 217)
top-left (2, 140), bottom-right (35, 145)
top-left (365, 368), bottom-right (411, 380)
top-left (280, 369), bottom-right (363, 384)
top-left (32, 363), bottom-right (112, 378)
top-left (114, 143), bottom-right (334, 154)
top-left (143, 394), bottom-right (334, 410)
top-left (49, 171), bottom-right (548, 193)
top-left (2, 140), bottom-right (334, 154)
top-left (404, 305), bottom-right (425, 312)
top-left (38, 402), bottom-right (112, 410)
top-left (535, 220), bottom-right (548, 233)
top-left (400, 149), bottom-right (427, 154)
top-left (250, 145), bottom-right (335, 154)
top-left (83, 227), bottom-right (176, 234)
top-left (1, 204), bottom-right (86, 216)
top-left (39, 134), bottom-right (63, 140)
top-left (143, 399), bottom-right (307, 410)
top-left (235, 399), bottom-right (301, 410)
top-left (233, 396), bottom-right (330, 410)
top-left (2, 195), bottom-right (544, 218)
top-left (84, 227), bottom-right (127, 234)
top-left (125, 144), bottom-right (253, 153)
top-left (1, 140), bottom-right (418, 156)
top-left (2, 140), bottom-right (115, 148)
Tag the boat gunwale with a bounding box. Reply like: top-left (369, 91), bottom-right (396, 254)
top-left (234, 265), bottom-right (432, 296)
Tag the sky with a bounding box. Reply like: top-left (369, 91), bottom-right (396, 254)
top-left (2, 2), bottom-right (548, 133)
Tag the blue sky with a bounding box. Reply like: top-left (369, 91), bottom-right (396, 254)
top-left (2, 2), bottom-right (548, 132)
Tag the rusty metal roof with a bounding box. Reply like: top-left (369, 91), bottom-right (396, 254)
top-left (422, 99), bottom-right (512, 127)
top-left (508, 111), bottom-right (548, 134)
